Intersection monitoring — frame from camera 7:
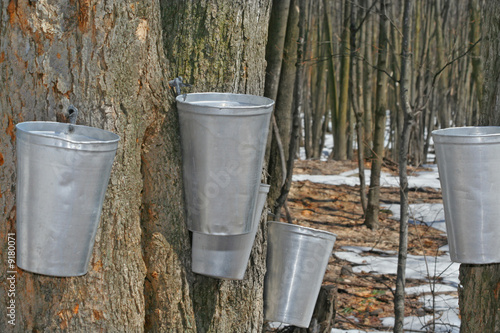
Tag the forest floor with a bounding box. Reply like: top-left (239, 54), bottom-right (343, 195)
top-left (277, 158), bottom-right (460, 332)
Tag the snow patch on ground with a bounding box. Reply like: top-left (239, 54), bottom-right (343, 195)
top-left (335, 248), bottom-right (459, 287)
top-left (381, 202), bottom-right (446, 233)
top-left (293, 165), bottom-right (441, 190)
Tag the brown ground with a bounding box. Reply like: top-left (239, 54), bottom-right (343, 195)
top-left (279, 159), bottom-right (451, 331)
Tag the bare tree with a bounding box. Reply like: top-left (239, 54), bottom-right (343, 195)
top-left (394, 0), bottom-right (413, 331)
top-left (364, 0), bottom-right (390, 230)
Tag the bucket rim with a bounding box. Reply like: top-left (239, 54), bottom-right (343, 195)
top-left (16, 121), bottom-right (120, 145)
top-left (176, 92), bottom-right (275, 115)
top-left (432, 126), bottom-right (500, 144)
top-left (268, 221), bottom-right (337, 241)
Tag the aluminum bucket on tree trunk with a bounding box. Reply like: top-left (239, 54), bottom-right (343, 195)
top-left (433, 126), bottom-right (500, 264)
top-left (264, 221), bottom-right (336, 328)
top-left (191, 183), bottom-right (270, 279)
top-left (177, 93), bottom-right (274, 235)
top-left (16, 121), bottom-right (119, 277)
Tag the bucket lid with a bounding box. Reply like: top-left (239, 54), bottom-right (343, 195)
top-left (176, 93), bottom-right (275, 116)
top-left (432, 126), bottom-right (500, 145)
top-left (16, 121), bottom-right (120, 152)
top-left (268, 221), bottom-right (337, 242)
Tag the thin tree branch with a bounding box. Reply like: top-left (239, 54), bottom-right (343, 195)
top-left (353, 0), bottom-right (379, 33)
top-left (416, 37), bottom-right (482, 112)
top-left (272, 115), bottom-right (287, 185)
top-left (358, 54), bottom-right (398, 83)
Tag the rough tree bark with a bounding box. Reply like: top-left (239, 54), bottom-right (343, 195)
top-left (0, 0), bottom-right (271, 332)
top-left (459, 2), bottom-right (500, 332)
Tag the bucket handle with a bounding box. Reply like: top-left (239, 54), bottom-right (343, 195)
top-left (67, 105), bottom-right (79, 132)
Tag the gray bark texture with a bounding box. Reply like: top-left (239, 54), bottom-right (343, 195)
top-left (0, 0), bottom-right (271, 332)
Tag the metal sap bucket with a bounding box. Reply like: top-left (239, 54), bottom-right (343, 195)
top-left (191, 183), bottom-right (270, 279)
top-left (16, 121), bottom-right (119, 276)
top-left (433, 126), bottom-right (500, 263)
top-left (264, 221), bottom-right (336, 328)
top-left (177, 93), bottom-right (274, 235)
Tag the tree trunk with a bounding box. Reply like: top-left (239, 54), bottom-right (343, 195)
top-left (364, 0), bottom-right (390, 230)
top-left (333, 0), bottom-right (351, 161)
top-left (434, 0), bottom-right (450, 129)
top-left (267, 0), bottom-right (299, 213)
top-left (323, 0), bottom-right (339, 162)
top-left (469, 0), bottom-right (483, 114)
top-left (394, 1), bottom-right (413, 331)
top-left (311, 3), bottom-right (328, 160)
top-left (363, 2), bottom-right (374, 159)
top-left (264, 0), bottom-right (291, 165)
top-left (350, 1), bottom-right (367, 214)
top-left (0, 0), bottom-right (271, 332)
top-left (459, 2), bottom-right (500, 332)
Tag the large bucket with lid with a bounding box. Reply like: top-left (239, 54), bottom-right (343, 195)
top-left (433, 126), bottom-right (500, 263)
top-left (16, 121), bottom-right (119, 276)
top-left (177, 93), bottom-right (274, 235)
top-left (191, 183), bottom-right (270, 279)
top-left (264, 221), bottom-right (336, 328)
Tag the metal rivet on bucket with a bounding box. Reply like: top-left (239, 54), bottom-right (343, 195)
top-left (191, 183), bottom-right (270, 279)
top-left (16, 115), bottom-right (120, 277)
top-left (177, 93), bottom-right (274, 235)
top-left (264, 221), bottom-right (336, 328)
top-left (433, 126), bottom-right (500, 264)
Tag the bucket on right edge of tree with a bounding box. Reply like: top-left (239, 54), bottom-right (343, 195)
top-left (433, 126), bottom-right (500, 264)
top-left (264, 221), bottom-right (336, 328)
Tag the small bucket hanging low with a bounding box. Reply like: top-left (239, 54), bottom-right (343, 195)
top-left (264, 221), bottom-right (336, 328)
top-left (177, 93), bottom-right (274, 235)
top-left (16, 116), bottom-right (119, 277)
top-left (191, 183), bottom-right (270, 279)
top-left (433, 126), bottom-right (500, 263)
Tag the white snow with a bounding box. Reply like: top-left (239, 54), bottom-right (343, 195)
top-left (293, 165), bottom-right (441, 190)
top-left (382, 202), bottom-right (446, 233)
top-left (334, 249), bottom-right (459, 286)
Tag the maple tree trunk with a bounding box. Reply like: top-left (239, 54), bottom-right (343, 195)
top-left (0, 0), bottom-right (271, 332)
